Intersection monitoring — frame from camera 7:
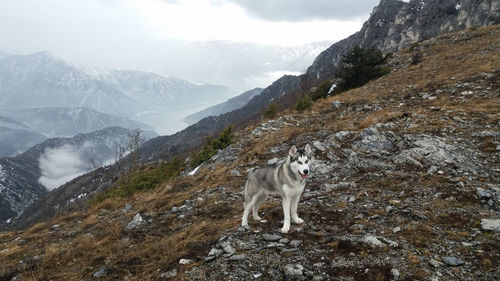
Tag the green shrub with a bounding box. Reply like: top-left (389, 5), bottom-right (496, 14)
top-left (336, 46), bottom-right (390, 92)
top-left (189, 125), bottom-right (234, 168)
top-left (294, 96), bottom-right (313, 111)
top-left (310, 80), bottom-right (335, 101)
top-left (262, 103), bottom-right (278, 119)
top-left (93, 157), bottom-right (185, 202)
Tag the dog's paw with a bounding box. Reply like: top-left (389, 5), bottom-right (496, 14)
top-left (253, 215), bottom-right (262, 221)
top-left (281, 225), bottom-right (290, 234)
top-left (293, 217), bottom-right (304, 224)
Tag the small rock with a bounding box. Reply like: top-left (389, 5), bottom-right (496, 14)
top-left (391, 268), bottom-right (400, 280)
top-left (442, 256), bottom-right (464, 266)
top-left (179, 258), bottom-right (193, 265)
top-left (253, 273), bottom-right (263, 279)
top-left (437, 170), bottom-right (444, 175)
top-left (289, 240), bottom-right (302, 248)
top-left (312, 141), bottom-right (326, 152)
top-left (476, 188), bottom-right (492, 199)
top-left (208, 248), bottom-right (223, 257)
top-left (363, 236), bottom-right (384, 247)
top-left (331, 100), bottom-right (342, 109)
top-left (386, 206), bottom-right (395, 214)
top-left (392, 227), bottom-right (401, 234)
top-left (279, 238), bottom-right (290, 244)
top-left (204, 255), bottom-right (216, 262)
top-left (122, 204), bottom-right (133, 212)
top-left (427, 166), bottom-right (438, 175)
top-left (284, 264), bottom-right (305, 281)
top-left (262, 233), bottom-right (282, 241)
top-left (429, 259), bottom-right (443, 268)
top-left (480, 219), bottom-right (500, 231)
top-left (231, 169), bottom-right (241, 177)
top-left (160, 269), bottom-right (178, 279)
top-left (124, 213), bottom-right (146, 231)
top-left (227, 254), bottom-right (246, 261)
top-left (223, 244), bottom-right (236, 256)
top-left (93, 267), bottom-right (111, 278)
top-left (265, 242), bottom-right (286, 248)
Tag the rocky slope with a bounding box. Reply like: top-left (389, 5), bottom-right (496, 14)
top-left (0, 24), bottom-right (498, 281)
top-left (305, 0), bottom-right (500, 85)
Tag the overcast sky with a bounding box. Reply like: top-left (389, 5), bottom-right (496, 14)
top-left (0, 0), bottom-right (380, 72)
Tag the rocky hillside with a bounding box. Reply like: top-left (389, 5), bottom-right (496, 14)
top-left (0, 24), bottom-right (498, 280)
top-left (306, 0), bottom-right (500, 85)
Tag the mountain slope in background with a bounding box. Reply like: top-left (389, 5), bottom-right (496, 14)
top-left (159, 40), bottom-right (332, 91)
top-left (0, 115), bottom-right (46, 157)
top-left (0, 52), bottom-right (237, 134)
top-left (0, 126), bottom-right (157, 228)
top-left (0, 52), bottom-right (145, 118)
top-left (183, 87), bottom-right (264, 125)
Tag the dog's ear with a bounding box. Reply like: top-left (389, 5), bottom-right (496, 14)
top-left (304, 143), bottom-right (312, 155)
top-left (289, 145), bottom-right (297, 157)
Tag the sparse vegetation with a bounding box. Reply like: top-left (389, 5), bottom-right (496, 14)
top-left (293, 96), bottom-right (313, 111)
top-left (93, 157), bottom-right (186, 202)
top-left (262, 103), bottom-right (278, 119)
top-left (310, 80), bottom-right (335, 101)
top-left (189, 125), bottom-right (234, 168)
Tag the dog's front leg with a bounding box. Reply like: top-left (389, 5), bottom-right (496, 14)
top-left (281, 197), bottom-right (291, 233)
top-left (291, 195), bottom-right (304, 224)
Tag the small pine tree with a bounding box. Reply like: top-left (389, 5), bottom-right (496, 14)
top-left (310, 80), bottom-right (335, 101)
top-left (336, 46), bottom-right (390, 92)
top-left (294, 96), bottom-right (312, 111)
top-left (262, 103), bottom-right (278, 119)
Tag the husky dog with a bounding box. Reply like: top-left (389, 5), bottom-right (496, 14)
top-left (241, 144), bottom-right (312, 233)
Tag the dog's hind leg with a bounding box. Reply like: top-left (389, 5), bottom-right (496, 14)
top-left (242, 180), bottom-right (259, 227)
top-left (252, 192), bottom-right (266, 221)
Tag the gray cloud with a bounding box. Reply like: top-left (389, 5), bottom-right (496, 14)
top-left (217, 0), bottom-right (380, 21)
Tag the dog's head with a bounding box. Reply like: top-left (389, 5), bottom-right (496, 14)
top-left (288, 143), bottom-right (312, 180)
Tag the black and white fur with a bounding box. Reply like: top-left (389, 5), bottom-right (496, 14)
top-left (241, 144), bottom-right (312, 233)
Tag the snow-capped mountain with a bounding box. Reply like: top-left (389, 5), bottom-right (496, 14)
top-left (159, 40), bottom-right (332, 91)
top-left (0, 126), bottom-right (157, 228)
top-left (0, 51), bottom-right (237, 133)
top-left (1, 107), bottom-right (153, 138)
top-left (0, 52), bottom-right (145, 117)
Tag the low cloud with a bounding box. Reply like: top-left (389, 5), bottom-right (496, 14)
top-left (216, 0), bottom-right (380, 22)
top-left (37, 143), bottom-right (93, 191)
